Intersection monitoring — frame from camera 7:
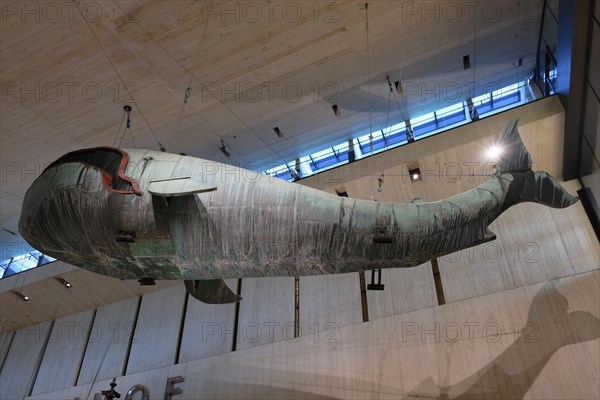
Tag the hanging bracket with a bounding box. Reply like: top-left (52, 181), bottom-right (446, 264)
top-left (367, 269), bottom-right (385, 290)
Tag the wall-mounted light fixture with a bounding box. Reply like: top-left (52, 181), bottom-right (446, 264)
top-left (11, 290), bottom-right (29, 301)
top-left (55, 277), bottom-right (72, 288)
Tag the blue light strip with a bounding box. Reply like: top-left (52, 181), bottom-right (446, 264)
top-left (0, 250), bottom-right (56, 279)
top-left (266, 79), bottom-right (536, 181)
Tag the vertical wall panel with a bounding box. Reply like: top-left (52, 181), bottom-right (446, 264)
top-left (179, 279), bottom-right (236, 363)
top-left (237, 277), bottom-right (294, 350)
top-left (588, 19), bottom-right (599, 102)
top-left (367, 262), bottom-right (438, 320)
top-left (299, 274), bottom-right (363, 336)
top-left (580, 147), bottom-right (600, 220)
top-left (578, 3), bottom-right (600, 227)
top-left (23, 270), bottom-right (600, 400)
top-left (580, 17), bottom-right (600, 222)
top-left (0, 321), bottom-right (51, 399)
top-left (126, 284), bottom-right (186, 375)
top-left (583, 82), bottom-right (599, 156)
top-left (77, 297), bottom-right (139, 385)
top-left (0, 331), bottom-right (15, 372)
top-left (32, 309), bottom-right (95, 395)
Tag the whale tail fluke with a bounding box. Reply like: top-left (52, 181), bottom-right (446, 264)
top-left (520, 171), bottom-right (580, 208)
top-left (497, 119), bottom-right (579, 209)
top-left (496, 119), bottom-right (533, 174)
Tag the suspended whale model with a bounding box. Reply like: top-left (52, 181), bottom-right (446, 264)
top-left (19, 120), bottom-right (578, 303)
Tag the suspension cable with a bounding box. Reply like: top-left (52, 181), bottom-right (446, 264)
top-left (173, 0), bottom-right (214, 138)
top-left (364, 3), bottom-right (379, 200)
top-left (73, 0), bottom-right (165, 151)
top-left (111, 111), bottom-right (126, 148)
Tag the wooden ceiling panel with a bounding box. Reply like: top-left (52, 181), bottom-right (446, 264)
top-left (1, 0), bottom-right (544, 260)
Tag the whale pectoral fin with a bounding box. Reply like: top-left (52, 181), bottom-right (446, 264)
top-left (462, 227), bottom-right (497, 249)
top-left (148, 177), bottom-right (216, 197)
top-left (484, 228), bottom-right (497, 243)
top-left (185, 279), bottom-right (242, 304)
top-left (151, 192), bottom-right (220, 267)
top-left (406, 376), bottom-right (442, 398)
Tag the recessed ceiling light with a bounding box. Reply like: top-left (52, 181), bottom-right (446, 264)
top-left (409, 167), bottom-right (421, 182)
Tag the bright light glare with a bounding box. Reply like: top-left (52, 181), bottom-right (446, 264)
top-left (487, 145), bottom-right (503, 160)
top-left (412, 174), bottom-right (419, 180)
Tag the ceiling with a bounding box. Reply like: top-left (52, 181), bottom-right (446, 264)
top-left (0, 0), bottom-right (543, 259)
top-left (0, 261), bottom-right (180, 330)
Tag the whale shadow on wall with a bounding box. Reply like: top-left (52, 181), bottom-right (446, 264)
top-left (407, 281), bottom-right (600, 399)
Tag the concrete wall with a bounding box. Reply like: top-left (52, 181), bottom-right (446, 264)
top-left (0, 322), bottom-right (52, 399)
top-left (19, 270), bottom-right (600, 400)
top-left (579, 2), bottom-right (600, 223)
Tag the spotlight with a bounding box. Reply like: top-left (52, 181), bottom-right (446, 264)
top-left (55, 277), bottom-right (73, 288)
top-left (395, 81), bottom-right (402, 94)
top-left (486, 144), bottom-right (503, 160)
top-left (219, 145), bottom-right (231, 157)
top-left (409, 167), bottom-right (421, 182)
top-left (11, 291), bottom-right (29, 301)
top-left (219, 139), bottom-right (231, 157)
